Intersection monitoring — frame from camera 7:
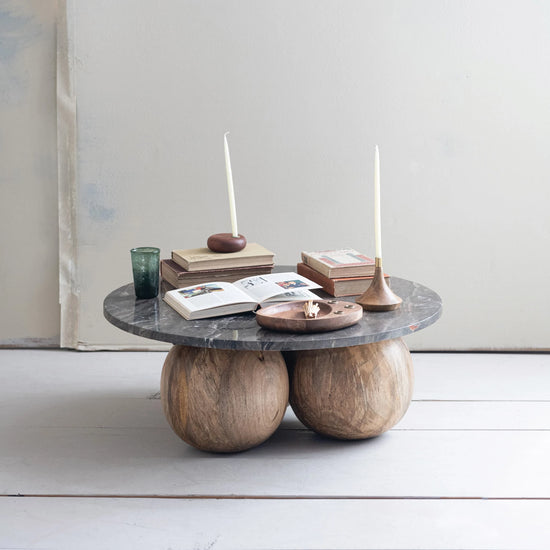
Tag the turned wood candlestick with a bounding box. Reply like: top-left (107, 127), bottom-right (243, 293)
top-left (207, 233), bottom-right (247, 253)
top-left (356, 257), bottom-right (402, 311)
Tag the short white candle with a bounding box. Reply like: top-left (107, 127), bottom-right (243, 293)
top-left (224, 132), bottom-right (239, 237)
top-left (374, 145), bottom-right (382, 259)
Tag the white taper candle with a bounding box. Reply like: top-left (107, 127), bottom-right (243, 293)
top-left (224, 132), bottom-right (239, 237)
top-left (374, 145), bottom-right (382, 259)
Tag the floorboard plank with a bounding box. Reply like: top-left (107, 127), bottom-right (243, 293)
top-left (2, 426), bottom-right (549, 498)
top-left (412, 353), bottom-right (550, 400)
top-left (4, 393), bottom-right (550, 431)
top-left (394, 401), bottom-right (550, 430)
top-left (3, 351), bottom-right (550, 402)
top-left (1, 497), bottom-right (549, 550)
top-left (2, 351), bottom-right (550, 432)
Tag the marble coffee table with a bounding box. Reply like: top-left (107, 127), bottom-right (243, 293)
top-left (104, 274), bottom-right (442, 453)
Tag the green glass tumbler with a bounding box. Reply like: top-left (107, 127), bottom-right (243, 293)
top-left (130, 247), bottom-right (160, 299)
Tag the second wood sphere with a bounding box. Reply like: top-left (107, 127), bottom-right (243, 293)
top-left (289, 338), bottom-right (414, 439)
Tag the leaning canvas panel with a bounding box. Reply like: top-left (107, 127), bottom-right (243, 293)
top-left (0, 1), bottom-right (60, 346)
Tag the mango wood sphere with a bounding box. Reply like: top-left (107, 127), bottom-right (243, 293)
top-left (289, 338), bottom-right (414, 439)
top-left (161, 345), bottom-right (289, 453)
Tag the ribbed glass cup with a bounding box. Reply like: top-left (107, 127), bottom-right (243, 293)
top-left (130, 247), bottom-right (160, 299)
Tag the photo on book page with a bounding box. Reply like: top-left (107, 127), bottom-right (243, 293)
top-left (276, 279), bottom-right (308, 290)
top-left (178, 284), bottom-right (225, 299)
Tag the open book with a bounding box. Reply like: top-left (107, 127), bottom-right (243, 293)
top-left (163, 272), bottom-right (321, 320)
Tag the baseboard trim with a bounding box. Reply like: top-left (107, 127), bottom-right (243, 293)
top-left (0, 338), bottom-right (60, 349)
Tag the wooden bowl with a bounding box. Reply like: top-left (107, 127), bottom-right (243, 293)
top-left (255, 300), bottom-right (363, 333)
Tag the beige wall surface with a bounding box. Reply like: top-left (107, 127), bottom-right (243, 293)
top-left (0, 1), bottom-right (59, 346)
top-left (2, 1), bottom-right (550, 350)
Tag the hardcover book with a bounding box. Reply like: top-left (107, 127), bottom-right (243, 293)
top-left (171, 243), bottom-right (275, 272)
top-left (297, 262), bottom-right (389, 297)
top-left (160, 259), bottom-right (274, 288)
top-left (163, 272), bottom-right (321, 320)
top-left (301, 248), bottom-right (375, 278)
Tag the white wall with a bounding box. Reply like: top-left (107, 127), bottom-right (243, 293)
top-left (0, 1), bottom-right (59, 346)
top-left (2, 1), bottom-right (549, 350)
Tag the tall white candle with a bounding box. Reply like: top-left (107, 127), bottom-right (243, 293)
top-left (224, 132), bottom-right (239, 237)
top-left (374, 145), bottom-right (382, 259)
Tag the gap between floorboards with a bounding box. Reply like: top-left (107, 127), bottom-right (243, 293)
top-left (3, 494), bottom-right (550, 501)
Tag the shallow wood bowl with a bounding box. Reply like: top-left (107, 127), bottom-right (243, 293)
top-left (256, 300), bottom-right (363, 333)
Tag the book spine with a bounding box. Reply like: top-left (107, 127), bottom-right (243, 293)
top-left (300, 253), bottom-right (331, 278)
top-left (160, 260), bottom-right (180, 288)
top-left (171, 256), bottom-right (274, 272)
top-left (296, 263), bottom-right (335, 295)
top-left (170, 252), bottom-right (190, 271)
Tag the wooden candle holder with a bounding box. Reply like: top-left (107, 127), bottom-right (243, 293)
top-left (356, 258), bottom-right (402, 311)
top-left (207, 233), bottom-right (247, 253)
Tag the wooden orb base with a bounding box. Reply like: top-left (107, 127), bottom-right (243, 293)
top-left (289, 338), bottom-right (414, 439)
top-left (207, 233), bottom-right (247, 253)
top-left (160, 345), bottom-right (289, 453)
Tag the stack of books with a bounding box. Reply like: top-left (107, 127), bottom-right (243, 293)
top-left (160, 243), bottom-right (275, 290)
top-left (297, 248), bottom-right (388, 297)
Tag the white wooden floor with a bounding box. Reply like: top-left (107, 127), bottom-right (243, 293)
top-left (1, 350), bottom-right (549, 549)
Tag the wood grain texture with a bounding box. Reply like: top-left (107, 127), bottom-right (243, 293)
top-left (290, 338), bottom-right (413, 439)
top-left (160, 345), bottom-right (288, 453)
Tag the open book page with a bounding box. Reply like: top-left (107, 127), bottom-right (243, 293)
top-left (169, 281), bottom-right (255, 313)
top-left (233, 272), bottom-right (321, 304)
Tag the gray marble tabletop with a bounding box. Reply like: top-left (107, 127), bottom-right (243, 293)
top-left (103, 271), bottom-right (442, 351)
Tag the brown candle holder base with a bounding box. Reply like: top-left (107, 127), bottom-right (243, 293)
top-left (356, 258), bottom-right (402, 312)
top-left (207, 233), bottom-right (247, 253)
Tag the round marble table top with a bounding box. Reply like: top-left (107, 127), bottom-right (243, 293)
top-left (103, 274), bottom-right (442, 351)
